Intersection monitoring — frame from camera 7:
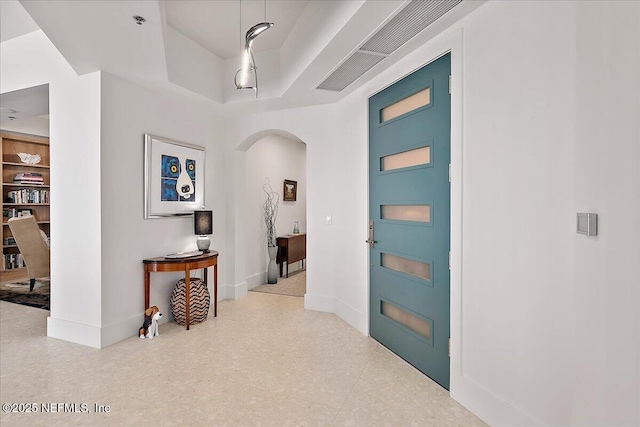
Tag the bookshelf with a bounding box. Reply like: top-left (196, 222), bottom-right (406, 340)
top-left (0, 131), bottom-right (50, 282)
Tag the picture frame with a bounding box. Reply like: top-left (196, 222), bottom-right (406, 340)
top-left (144, 134), bottom-right (205, 218)
top-left (283, 179), bottom-right (297, 202)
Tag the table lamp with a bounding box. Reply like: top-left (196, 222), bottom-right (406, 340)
top-left (194, 209), bottom-right (213, 252)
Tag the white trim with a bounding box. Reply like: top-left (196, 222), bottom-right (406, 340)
top-left (448, 28), bottom-right (464, 388)
top-left (47, 316), bottom-right (101, 349)
top-left (304, 293), bottom-right (334, 312)
top-left (100, 313), bottom-right (144, 347)
top-left (246, 271), bottom-right (267, 290)
top-left (451, 375), bottom-right (545, 426)
top-left (223, 282), bottom-right (247, 300)
top-left (335, 297), bottom-right (367, 335)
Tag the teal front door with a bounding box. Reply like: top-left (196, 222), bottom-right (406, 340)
top-left (369, 54), bottom-right (451, 389)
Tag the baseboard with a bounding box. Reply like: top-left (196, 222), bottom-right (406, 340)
top-left (304, 293), bottom-right (334, 312)
top-left (450, 374), bottom-right (545, 427)
top-left (334, 298), bottom-right (368, 335)
top-left (47, 316), bottom-right (101, 349)
top-left (99, 302), bottom-right (172, 347)
top-left (48, 303), bottom-right (175, 349)
top-left (284, 261), bottom-right (304, 275)
top-left (246, 272), bottom-right (266, 290)
top-left (100, 314), bottom-right (144, 348)
top-left (223, 281), bottom-right (247, 300)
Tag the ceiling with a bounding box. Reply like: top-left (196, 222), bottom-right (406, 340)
top-left (1, 0), bottom-right (484, 115)
top-left (0, 1), bottom-right (39, 43)
top-left (165, 0), bottom-right (309, 60)
top-left (0, 84), bottom-right (49, 135)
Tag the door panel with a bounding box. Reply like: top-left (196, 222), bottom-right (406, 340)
top-left (369, 54), bottom-right (451, 389)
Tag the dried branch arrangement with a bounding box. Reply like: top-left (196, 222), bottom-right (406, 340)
top-left (262, 179), bottom-right (279, 247)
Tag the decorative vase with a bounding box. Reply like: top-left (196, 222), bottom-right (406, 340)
top-left (293, 221), bottom-right (299, 234)
top-left (267, 246), bottom-right (278, 284)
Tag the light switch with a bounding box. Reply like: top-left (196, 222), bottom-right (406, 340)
top-left (577, 213), bottom-right (598, 236)
top-left (325, 215), bottom-right (332, 225)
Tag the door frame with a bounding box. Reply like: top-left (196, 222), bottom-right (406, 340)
top-left (366, 29), bottom-right (463, 392)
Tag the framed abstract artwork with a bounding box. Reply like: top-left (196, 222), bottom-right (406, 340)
top-left (144, 134), bottom-right (205, 218)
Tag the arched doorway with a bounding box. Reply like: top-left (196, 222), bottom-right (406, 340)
top-left (241, 131), bottom-right (307, 297)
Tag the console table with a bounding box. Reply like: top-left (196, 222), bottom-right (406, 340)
top-left (143, 251), bottom-right (218, 330)
top-left (276, 233), bottom-right (306, 278)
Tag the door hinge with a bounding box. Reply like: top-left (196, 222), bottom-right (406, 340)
top-left (448, 251), bottom-right (451, 270)
top-left (448, 163), bottom-right (451, 183)
top-left (448, 338), bottom-right (451, 357)
top-left (448, 75), bottom-right (451, 95)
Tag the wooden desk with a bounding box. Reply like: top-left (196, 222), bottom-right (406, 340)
top-left (143, 251), bottom-right (218, 330)
top-left (276, 234), bottom-right (306, 278)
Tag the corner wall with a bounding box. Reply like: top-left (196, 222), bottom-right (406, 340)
top-left (1, 31), bottom-right (104, 347)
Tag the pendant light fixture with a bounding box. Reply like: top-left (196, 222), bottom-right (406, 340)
top-left (234, 0), bottom-right (274, 97)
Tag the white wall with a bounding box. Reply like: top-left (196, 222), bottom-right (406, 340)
top-left (572, 2), bottom-right (640, 425)
top-left (1, 31), bottom-right (104, 348)
top-left (99, 72), bottom-right (227, 347)
top-left (228, 1), bottom-right (640, 426)
top-left (453, 2), bottom-right (579, 424)
top-left (244, 134), bottom-right (306, 288)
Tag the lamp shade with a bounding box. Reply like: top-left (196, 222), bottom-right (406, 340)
top-left (194, 210), bottom-right (213, 235)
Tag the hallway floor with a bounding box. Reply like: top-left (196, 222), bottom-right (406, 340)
top-left (0, 294), bottom-right (487, 426)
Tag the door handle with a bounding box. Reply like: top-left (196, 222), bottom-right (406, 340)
top-left (366, 220), bottom-right (376, 248)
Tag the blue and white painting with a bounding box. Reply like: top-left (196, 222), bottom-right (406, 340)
top-left (160, 154), bottom-right (196, 202)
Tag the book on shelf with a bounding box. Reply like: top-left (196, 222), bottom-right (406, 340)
top-left (3, 208), bottom-right (35, 220)
top-left (2, 253), bottom-right (25, 270)
top-left (13, 172), bottom-right (45, 185)
top-left (6, 188), bottom-right (49, 204)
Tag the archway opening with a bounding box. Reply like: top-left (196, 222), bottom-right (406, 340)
top-left (241, 130), bottom-right (307, 297)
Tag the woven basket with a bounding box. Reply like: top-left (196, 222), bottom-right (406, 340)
top-left (170, 277), bottom-right (210, 326)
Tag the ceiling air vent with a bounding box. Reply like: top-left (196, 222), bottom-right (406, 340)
top-left (316, 51), bottom-right (385, 92)
top-left (317, 0), bottom-right (463, 92)
top-left (361, 0), bottom-right (462, 55)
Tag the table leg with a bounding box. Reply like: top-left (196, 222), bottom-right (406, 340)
top-left (203, 266), bottom-right (209, 316)
top-left (214, 263), bottom-right (218, 317)
top-left (144, 268), bottom-right (150, 310)
top-left (185, 265), bottom-right (190, 331)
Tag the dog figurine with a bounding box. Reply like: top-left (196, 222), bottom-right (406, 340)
top-left (139, 306), bottom-right (162, 340)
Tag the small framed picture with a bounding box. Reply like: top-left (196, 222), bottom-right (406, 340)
top-left (283, 180), bottom-right (297, 202)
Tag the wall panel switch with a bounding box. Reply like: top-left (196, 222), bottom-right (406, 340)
top-left (325, 215), bottom-right (332, 225)
top-left (577, 213), bottom-right (598, 236)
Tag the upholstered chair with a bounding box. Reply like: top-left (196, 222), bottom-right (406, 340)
top-left (7, 215), bottom-right (50, 292)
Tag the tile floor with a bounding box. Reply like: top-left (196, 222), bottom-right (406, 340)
top-left (0, 293), bottom-right (487, 426)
